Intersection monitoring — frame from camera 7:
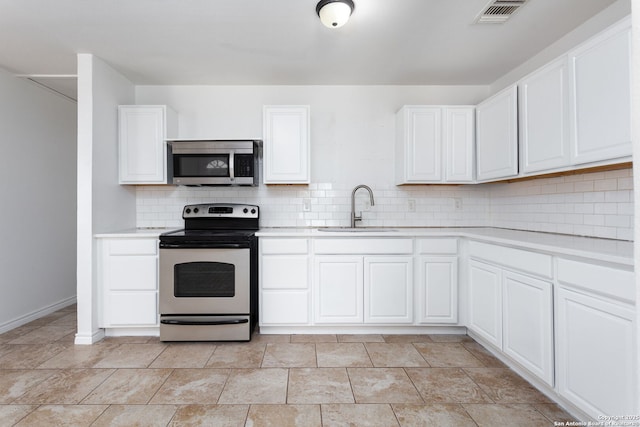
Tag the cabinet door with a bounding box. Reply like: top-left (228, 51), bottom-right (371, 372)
top-left (119, 105), bottom-right (174, 184)
top-left (395, 107), bottom-right (442, 183)
top-left (503, 271), bottom-right (554, 386)
top-left (569, 18), bottom-right (632, 165)
top-left (444, 107), bottom-right (474, 182)
top-left (476, 86), bottom-right (518, 182)
top-left (314, 256), bottom-right (363, 323)
top-left (468, 260), bottom-right (502, 347)
top-left (556, 287), bottom-right (636, 418)
top-left (263, 105), bottom-right (310, 184)
top-left (364, 256), bottom-right (413, 324)
top-left (520, 58), bottom-right (571, 174)
top-left (417, 256), bottom-right (458, 324)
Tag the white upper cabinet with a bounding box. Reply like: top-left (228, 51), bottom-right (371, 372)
top-left (519, 57), bottom-right (571, 174)
top-left (263, 105), bottom-right (310, 184)
top-left (395, 106), bottom-right (474, 184)
top-left (444, 107), bottom-right (475, 182)
top-left (475, 86), bottom-right (518, 182)
top-left (569, 17), bottom-right (632, 165)
top-left (118, 105), bottom-right (177, 184)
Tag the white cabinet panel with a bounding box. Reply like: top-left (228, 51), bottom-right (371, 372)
top-left (557, 287), bottom-right (636, 418)
top-left (417, 256), bottom-right (457, 324)
top-left (395, 106), bottom-right (442, 183)
top-left (520, 57), bottom-right (571, 173)
top-left (314, 256), bottom-right (363, 323)
top-left (105, 293), bottom-right (157, 326)
top-left (569, 18), bottom-right (632, 165)
top-left (261, 255), bottom-right (308, 289)
top-left (396, 106), bottom-right (474, 184)
top-left (444, 107), bottom-right (475, 182)
top-left (468, 260), bottom-right (502, 347)
top-left (263, 105), bottom-right (310, 184)
top-left (261, 291), bottom-right (309, 324)
top-left (118, 105), bottom-right (177, 184)
top-left (106, 255), bottom-right (157, 291)
top-left (503, 271), bottom-right (554, 386)
top-left (476, 86), bottom-right (518, 182)
top-left (364, 256), bottom-right (413, 324)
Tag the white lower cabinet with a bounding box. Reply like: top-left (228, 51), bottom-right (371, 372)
top-left (502, 271), bottom-right (554, 386)
top-left (468, 256), bottom-right (554, 387)
top-left (364, 257), bottom-right (413, 323)
top-left (98, 237), bottom-right (159, 327)
top-left (259, 238), bottom-right (310, 325)
top-left (468, 260), bottom-right (503, 348)
top-left (315, 256), bottom-right (364, 323)
top-left (314, 255), bottom-right (413, 324)
top-left (556, 258), bottom-right (636, 418)
top-left (416, 238), bottom-right (459, 324)
top-left (556, 288), bottom-right (636, 418)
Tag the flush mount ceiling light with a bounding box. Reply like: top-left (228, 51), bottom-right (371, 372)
top-left (316, 0), bottom-right (355, 28)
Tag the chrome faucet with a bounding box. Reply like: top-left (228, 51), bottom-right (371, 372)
top-left (351, 184), bottom-right (375, 228)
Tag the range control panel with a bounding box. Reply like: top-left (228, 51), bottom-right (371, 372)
top-left (182, 203), bottom-right (259, 219)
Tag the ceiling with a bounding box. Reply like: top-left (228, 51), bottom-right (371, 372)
top-left (0, 0), bottom-right (619, 100)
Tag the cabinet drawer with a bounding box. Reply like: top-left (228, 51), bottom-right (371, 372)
top-left (106, 256), bottom-right (157, 291)
top-left (417, 238), bottom-right (457, 254)
top-left (105, 292), bottom-right (158, 326)
top-left (468, 241), bottom-right (552, 279)
top-left (314, 238), bottom-right (412, 254)
top-left (261, 291), bottom-right (309, 324)
top-left (261, 255), bottom-right (308, 289)
top-left (108, 239), bottom-right (157, 255)
top-left (261, 238), bottom-right (308, 254)
top-left (557, 258), bottom-right (634, 304)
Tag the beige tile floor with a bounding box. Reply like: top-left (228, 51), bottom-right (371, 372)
top-left (0, 305), bottom-right (577, 426)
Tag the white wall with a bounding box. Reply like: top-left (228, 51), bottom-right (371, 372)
top-left (0, 68), bottom-right (77, 332)
top-left (75, 54), bottom-right (136, 344)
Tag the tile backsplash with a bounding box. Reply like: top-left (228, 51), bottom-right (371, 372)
top-left (137, 168), bottom-right (634, 241)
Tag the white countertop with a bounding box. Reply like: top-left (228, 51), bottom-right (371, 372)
top-left (256, 227), bottom-right (635, 266)
top-left (94, 228), bottom-right (177, 238)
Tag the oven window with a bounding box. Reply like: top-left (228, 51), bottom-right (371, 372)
top-left (174, 262), bottom-right (235, 297)
top-left (174, 154), bottom-right (230, 177)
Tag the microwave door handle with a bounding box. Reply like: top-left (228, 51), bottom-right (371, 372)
top-left (229, 150), bottom-right (235, 181)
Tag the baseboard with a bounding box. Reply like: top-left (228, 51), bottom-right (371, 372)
top-left (0, 296), bottom-right (77, 334)
top-left (74, 328), bottom-right (105, 345)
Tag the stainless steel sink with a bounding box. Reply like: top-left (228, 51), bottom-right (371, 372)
top-left (318, 227), bottom-right (398, 232)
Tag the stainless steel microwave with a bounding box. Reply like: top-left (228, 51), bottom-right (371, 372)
top-left (167, 140), bottom-right (262, 186)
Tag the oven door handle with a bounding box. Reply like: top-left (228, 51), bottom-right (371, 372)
top-left (160, 318), bottom-right (249, 326)
top-left (159, 243), bottom-right (248, 249)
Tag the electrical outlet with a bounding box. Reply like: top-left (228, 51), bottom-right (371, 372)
top-left (408, 199), bottom-right (416, 212)
top-left (454, 198), bottom-right (462, 210)
top-left (303, 198), bottom-right (311, 212)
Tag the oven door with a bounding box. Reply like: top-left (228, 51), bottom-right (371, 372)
top-left (159, 247), bottom-right (250, 315)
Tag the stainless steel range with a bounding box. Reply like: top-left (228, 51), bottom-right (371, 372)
top-left (159, 203), bottom-right (259, 341)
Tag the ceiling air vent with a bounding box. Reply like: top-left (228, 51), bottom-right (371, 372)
top-left (475, 0), bottom-right (528, 24)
